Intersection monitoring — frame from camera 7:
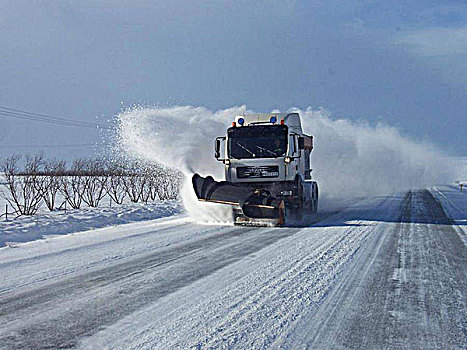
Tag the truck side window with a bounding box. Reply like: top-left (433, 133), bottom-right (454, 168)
top-left (289, 135), bottom-right (296, 155)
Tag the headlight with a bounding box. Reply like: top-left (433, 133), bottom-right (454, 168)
top-left (284, 157), bottom-right (291, 163)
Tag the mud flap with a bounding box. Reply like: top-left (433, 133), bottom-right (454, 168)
top-left (192, 174), bottom-right (281, 219)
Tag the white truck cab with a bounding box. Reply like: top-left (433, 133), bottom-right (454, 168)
top-left (215, 113), bottom-right (313, 184)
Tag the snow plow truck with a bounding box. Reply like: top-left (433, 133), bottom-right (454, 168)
top-left (192, 113), bottom-right (318, 226)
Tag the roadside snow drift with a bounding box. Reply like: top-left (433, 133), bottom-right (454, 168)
top-left (116, 105), bottom-right (456, 222)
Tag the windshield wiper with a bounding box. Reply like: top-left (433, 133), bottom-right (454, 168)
top-left (237, 142), bottom-right (255, 156)
top-left (256, 145), bottom-right (277, 156)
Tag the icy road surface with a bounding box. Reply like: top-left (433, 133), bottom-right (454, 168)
top-left (0, 187), bottom-right (465, 349)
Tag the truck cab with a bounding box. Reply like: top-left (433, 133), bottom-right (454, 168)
top-left (215, 113), bottom-right (313, 184)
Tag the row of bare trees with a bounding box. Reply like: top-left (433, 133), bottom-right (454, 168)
top-left (1, 154), bottom-right (182, 216)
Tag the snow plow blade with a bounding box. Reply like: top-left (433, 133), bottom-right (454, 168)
top-left (192, 174), bottom-right (282, 219)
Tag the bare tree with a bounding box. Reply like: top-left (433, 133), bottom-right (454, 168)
top-left (59, 159), bottom-right (86, 209)
top-left (140, 163), bottom-right (159, 203)
top-left (146, 169), bottom-right (160, 201)
top-left (1, 154), bottom-right (22, 215)
top-left (105, 160), bottom-right (127, 204)
top-left (40, 159), bottom-right (66, 211)
top-left (81, 158), bottom-right (108, 207)
top-left (1, 154), bottom-right (44, 215)
top-left (121, 159), bottom-right (147, 203)
top-left (155, 168), bottom-right (182, 200)
top-left (124, 161), bottom-right (182, 202)
top-left (123, 173), bottom-right (146, 202)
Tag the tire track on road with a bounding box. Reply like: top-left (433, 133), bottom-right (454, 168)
top-left (294, 190), bottom-right (466, 349)
top-left (0, 225), bottom-right (302, 349)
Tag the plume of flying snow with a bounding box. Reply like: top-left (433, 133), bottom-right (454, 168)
top-left (116, 105), bottom-right (456, 223)
top-left (116, 105), bottom-right (249, 223)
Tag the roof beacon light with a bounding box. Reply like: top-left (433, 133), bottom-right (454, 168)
top-left (238, 117), bottom-right (245, 125)
top-left (232, 121), bottom-right (236, 127)
top-left (280, 119), bottom-right (285, 125)
top-left (270, 116), bottom-right (277, 124)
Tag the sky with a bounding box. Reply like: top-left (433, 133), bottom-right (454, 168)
top-left (0, 0), bottom-right (466, 160)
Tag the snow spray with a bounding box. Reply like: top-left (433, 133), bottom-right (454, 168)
top-left (116, 105), bottom-right (456, 222)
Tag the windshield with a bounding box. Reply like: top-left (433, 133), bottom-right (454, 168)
top-left (228, 125), bottom-right (288, 159)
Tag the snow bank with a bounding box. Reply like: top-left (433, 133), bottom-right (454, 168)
top-left (0, 200), bottom-right (182, 247)
top-left (116, 105), bottom-right (458, 221)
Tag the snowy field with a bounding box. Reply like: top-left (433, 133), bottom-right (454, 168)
top-left (0, 185), bottom-right (465, 349)
top-left (0, 195), bottom-right (182, 248)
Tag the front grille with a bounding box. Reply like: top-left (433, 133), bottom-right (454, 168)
top-left (237, 166), bottom-right (279, 179)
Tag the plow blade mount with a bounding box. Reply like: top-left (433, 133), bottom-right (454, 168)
top-left (192, 174), bottom-right (282, 219)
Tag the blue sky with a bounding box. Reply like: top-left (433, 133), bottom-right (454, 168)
top-left (0, 0), bottom-right (466, 159)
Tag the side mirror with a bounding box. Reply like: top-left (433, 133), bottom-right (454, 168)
top-left (298, 137), bottom-right (305, 150)
top-left (215, 139), bottom-right (221, 159)
top-left (215, 137), bottom-right (226, 160)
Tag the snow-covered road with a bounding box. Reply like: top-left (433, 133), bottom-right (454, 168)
top-left (0, 187), bottom-right (465, 349)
